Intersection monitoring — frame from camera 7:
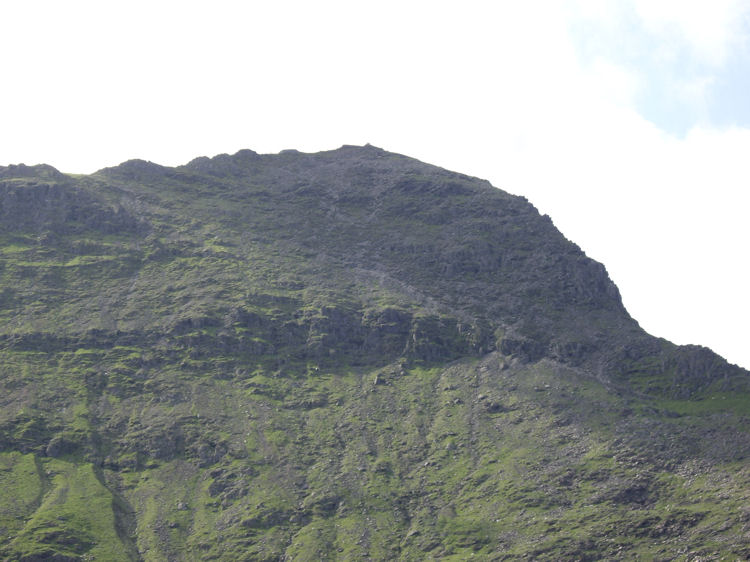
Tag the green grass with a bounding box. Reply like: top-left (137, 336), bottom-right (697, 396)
top-left (3, 459), bottom-right (132, 561)
top-left (657, 392), bottom-right (750, 416)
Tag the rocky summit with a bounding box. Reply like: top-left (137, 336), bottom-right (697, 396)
top-left (0, 145), bottom-right (748, 561)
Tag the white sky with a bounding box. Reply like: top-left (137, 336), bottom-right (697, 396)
top-left (2, 0), bottom-right (749, 369)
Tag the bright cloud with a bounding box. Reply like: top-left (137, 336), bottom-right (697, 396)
top-left (568, 0), bottom-right (750, 133)
top-left (632, 0), bottom-right (748, 65)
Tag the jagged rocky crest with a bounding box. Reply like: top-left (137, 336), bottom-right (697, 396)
top-left (0, 146), bottom-right (748, 560)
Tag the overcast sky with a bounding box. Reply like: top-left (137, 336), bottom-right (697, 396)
top-left (2, 0), bottom-right (749, 369)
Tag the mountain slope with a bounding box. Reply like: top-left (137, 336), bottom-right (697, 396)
top-left (0, 146), bottom-right (748, 560)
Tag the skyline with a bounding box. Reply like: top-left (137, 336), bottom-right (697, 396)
top-left (2, 0), bottom-right (749, 368)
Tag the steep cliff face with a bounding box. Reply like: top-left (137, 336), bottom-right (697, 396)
top-left (0, 146), bottom-right (748, 561)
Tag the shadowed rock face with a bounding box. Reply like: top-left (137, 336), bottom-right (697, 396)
top-left (0, 146), bottom-right (748, 561)
top-left (0, 172), bottom-right (140, 235)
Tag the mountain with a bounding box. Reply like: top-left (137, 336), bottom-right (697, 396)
top-left (0, 145), bottom-right (748, 561)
